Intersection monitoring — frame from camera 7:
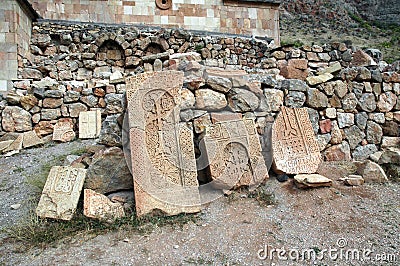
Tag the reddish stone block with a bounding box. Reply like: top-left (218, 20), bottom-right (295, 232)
top-left (319, 119), bottom-right (332, 134)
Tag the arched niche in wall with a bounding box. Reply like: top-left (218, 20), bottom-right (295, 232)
top-left (144, 43), bottom-right (165, 56)
top-left (96, 40), bottom-right (126, 67)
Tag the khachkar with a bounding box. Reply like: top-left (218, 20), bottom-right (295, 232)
top-left (201, 118), bottom-right (269, 190)
top-left (36, 166), bottom-right (87, 220)
top-left (125, 71), bottom-right (201, 217)
top-left (272, 106), bottom-right (321, 174)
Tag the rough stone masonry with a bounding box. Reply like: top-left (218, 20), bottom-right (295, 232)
top-left (0, 21), bottom-right (398, 164)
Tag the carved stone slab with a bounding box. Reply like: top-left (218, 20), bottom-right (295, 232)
top-left (126, 71), bottom-right (200, 217)
top-left (83, 189), bottom-right (125, 221)
top-left (201, 118), bottom-right (269, 190)
top-left (272, 106), bottom-right (321, 174)
top-left (53, 119), bottom-right (75, 142)
top-left (36, 166), bottom-right (86, 220)
top-left (23, 130), bottom-right (44, 148)
top-left (79, 110), bottom-right (101, 139)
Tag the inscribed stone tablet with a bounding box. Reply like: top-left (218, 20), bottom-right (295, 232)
top-left (36, 166), bottom-right (86, 220)
top-left (79, 110), bottom-right (101, 139)
top-left (201, 118), bottom-right (269, 190)
top-left (272, 106), bottom-right (321, 174)
top-left (126, 71), bottom-right (200, 217)
top-left (53, 119), bottom-right (75, 142)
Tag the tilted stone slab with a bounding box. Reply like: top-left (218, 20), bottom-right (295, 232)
top-left (83, 189), bottom-right (125, 221)
top-left (53, 119), bottom-right (75, 142)
top-left (201, 118), bottom-right (269, 190)
top-left (23, 130), bottom-right (44, 148)
top-left (79, 110), bottom-right (101, 139)
top-left (272, 106), bottom-right (321, 174)
top-left (126, 71), bottom-right (200, 217)
top-left (36, 166), bottom-right (86, 220)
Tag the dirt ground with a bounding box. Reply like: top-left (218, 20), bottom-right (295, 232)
top-left (0, 140), bottom-right (399, 266)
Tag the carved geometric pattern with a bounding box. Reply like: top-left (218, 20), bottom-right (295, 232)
top-left (36, 166), bottom-right (87, 220)
top-left (272, 106), bottom-right (321, 174)
top-left (125, 71), bottom-right (200, 217)
top-left (202, 118), bottom-right (269, 190)
top-left (79, 110), bottom-right (101, 139)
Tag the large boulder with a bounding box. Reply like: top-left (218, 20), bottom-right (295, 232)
top-left (356, 160), bottom-right (388, 183)
top-left (84, 147), bottom-right (133, 194)
top-left (1, 106), bottom-right (32, 132)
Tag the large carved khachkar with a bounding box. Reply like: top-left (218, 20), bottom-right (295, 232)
top-left (36, 166), bottom-right (87, 220)
top-left (272, 106), bottom-right (321, 174)
top-left (201, 117), bottom-right (269, 190)
top-left (125, 71), bottom-right (200, 217)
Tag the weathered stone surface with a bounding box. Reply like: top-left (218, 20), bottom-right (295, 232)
top-left (285, 91), bottom-right (306, 108)
top-left (69, 103), bottom-right (88, 117)
top-left (334, 80), bottom-right (348, 98)
top-left (126, 71), bottom-right (201, 217)
top-left (83, 189), bottom-right (125, 221)
top-left (201, 119), bottom-right (268, 190)
top-left (377, 92), bottom-right (397, 112)
top-left (324, 141), bottom-right (351, 161)
top-left (337, 112), bottom-right (354, 128)
top-left (195, 89), bottom-right (227, 110)
top-left (179, 88), bottom-right (195, 110)
top-left (41, 109), bottom-right (61, 120)
top-left (344, 125), bottom-right (366, 149)
top-left (20, 95), bottom-right (38, 111)
top-left (381, 136), bottom-right (400, 149)
top-left (206, 75), bottom-right (232, 93)
top-left (279, 59), bottom-right (309, 80)
top-left (22, 130), bottom-right (44, 148)
top-left (85, 147), bottom-right (132, 194)
top-left (6, 91), bottom-right (21, 105)
top-left (382, 121), bottom-right (399, 136)
top-left (79, 110), bottom-right (102, 139)
top-left (369, 113), bottom-right (385, 124)
top-left (0, 139), bottom-right (15, 154)
top-left (53, 118), bottom-right (75, 142)
top-left (306, 73), bottom-right (334, 86)
top-left (36, 166), bottom-right (87, 220)
top-left (319, 119), bottom-right (332, 134)
top-left (316, 133), bottom-right (331, 151)
top-left (342, 93), bottom-right (358, 112)
top-left (352, 144), bottom-right (378, 161)
top-left (280, 79), bottom-right (309, 92)
top-left (263, 89), bottom-right (284, 112)
top-left (350, 50), bottom-right (376, 67)
top-left (272, 107), bottom-right (321, 174)
top-left (325, 107), bottom-right (337, 119)
top-left (358, 93), bottom-right (376, 112)
top-left (43, 98), bottom-right (63, 108)
top-left (294, 174), bottom-right (332, 188)
top-left (34, 121), bottom-right (54, 136)
top-left (109, 71), bottom-right (124, 84)
top-left (342, 175), bottom-right (365, 186)
top-left (357, 161), bottom-right (388, 183)
top-left (228, 88), bottom-right (260, 112)
top-left (306, 108), bottom-right (319, 134)
top-left (1, 106), bottom-right (32, 132)
top-left (330, 121), bottom-right (343, 144)
top-left (366, 121), bottom-right (383, 144)
top-left (317, 62), bottom-right (342, 75)
top-left (21, 68), bottom-right (43, 80)
top-left (355, 112), bottom-right (368, 130)
top-left (97, 115), bottom-right (122, 147)
top-left (307, 88), bottom-right (328, 108)
top-left (378, 149), bottom-right (400, 165)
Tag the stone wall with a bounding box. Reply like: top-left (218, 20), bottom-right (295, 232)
top-left (0, 21), bottom-right (399, 163)
top-left (0, 0), bottom-right (36, 91)
top-left (27, 0), bottom-right (280, 44)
